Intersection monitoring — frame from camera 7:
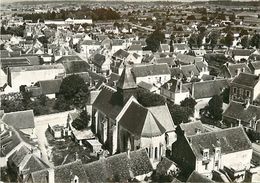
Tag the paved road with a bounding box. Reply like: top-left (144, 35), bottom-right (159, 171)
top-left (34, 111), bottom-right (73, 167)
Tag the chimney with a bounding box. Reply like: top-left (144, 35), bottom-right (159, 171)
top-left (238, 119), bottom-right (242, 126)
top-left (9, 130), bottom-right (12, 137)
top-left (179, 80), bottom-right (183, 93)
top-left (244, 99), bottom-right (250, 109)
top-left (191, 82), bottom-right (195, 98)
top-left (75, 152), bottom-right (79, 161)
top-left (47, 168), bottom-right (55, 183)
top-left (167, 83), bottom-right (172, 89)
top-left (236, 68), bottom-right (241, 76)
top-left (242, 67), bottom-right (245, 73)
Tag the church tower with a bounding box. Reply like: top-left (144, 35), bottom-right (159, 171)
top-left (116, 66), bottom-right (137, 105)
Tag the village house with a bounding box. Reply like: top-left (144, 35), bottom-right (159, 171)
top-left (248, 61), bottom-right (260, 75)
top-left (171, 126), bottom-right (252, 182)
top-left (128, 44), bottom-right (143, 56)
top-left (160, 79), bottom-right (190, 104)
top-left (220, 63), bottom-right (252, 79)
top-left (91, 53), bottom-right (111, 76)
top-left (158, 43), bottom-right (170, 53)
top-left (172, 43), bottom-right (190, 54)
top-left (132, 63), bottom-right (171, 87)
top-left (7, 64), bottom-right (65, 93)
top-left (229, 72), bottom-right (260, 104)
top-left (222, 100), bottom-right (260, 133)
top-left (1, 110), bottom-right (35, 138)
top-left (79, 40), bottom-right (101, 58)
top-left (229, 49), bottom-right (253, 62)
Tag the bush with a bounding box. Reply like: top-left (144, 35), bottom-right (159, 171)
top-left (71, 110), bottom-right (90, 130)
top-left (136, 89), bottom-right (165, 107)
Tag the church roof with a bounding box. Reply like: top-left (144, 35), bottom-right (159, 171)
top-left (119, 101), bottom-right (166, 137)
top-left (117, 67), bottom-right (137, 90)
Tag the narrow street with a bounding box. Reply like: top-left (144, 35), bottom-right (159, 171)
top-left (34, 110), bottom-right (73, 167)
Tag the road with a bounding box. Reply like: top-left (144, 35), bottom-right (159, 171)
top-left (34, 110), bottom-right (73, 167)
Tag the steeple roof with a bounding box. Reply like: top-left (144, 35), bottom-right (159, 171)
top-left (117, 66), bottom-right (137, 90)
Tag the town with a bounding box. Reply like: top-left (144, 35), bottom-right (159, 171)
top-left (0, 0), bottom-right (260, 182)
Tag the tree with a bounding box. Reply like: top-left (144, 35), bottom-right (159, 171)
top-left (250, 33), bottom-right (260, 49)
top-left (136, 89), bottom-right (165, 107)
top-left (229, 13), bottom-right (236, 22)
top-left (57, 75), bottom-right (89, 109)
top-left (224, 32), bottom-right (234, 48)
top-left (188, 34), bottom-right (197, 49)
top-left (167, 101), bottom-right (193, 125)
top-left (71, 110), bottom-right (90, 130)
top-left (197, 33), bottom-right (204, 48)
top-left (208, 31), bottom-right (219, 51)
top-left (144, 29), bottom-right (165, 52)
top-left (180, 98), bottom-right (197, 111)
top-left (241, 35), bottom-right (249, 49)
top-left (207, 95), bottom-right (223, 120)
top-left (221, 87), bottom-right (230, 104)
top-left (239, 29), bottom-right (248, 37)
top-left (187, 15), bottom-right (196, 20)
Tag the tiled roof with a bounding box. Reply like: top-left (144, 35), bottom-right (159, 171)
top-left (83, 149), bottom-right (152, 182)
top-left (188, 126), bottom-right (252, 159)
top-left (128, 44), bottom-right (142, 51)
top-left (137, 81), bottom-right (155, 91)
top-left (223, 101), bottom-right (260, 124)
top-left (175, 53), bottom-right (202, 65)
top-left (62, 61), bottom-right (90, 74)
top-left (9, 64), bottom-right (64, 72)
top-left (156, 157), bottom-right (176, 175)
top-left (184, 79), bottom-right (229, 99)
top-left (187, 170), bottom-right (215, 182)
top-left (249, 61), bottom-right (260, 70)
top-left (1, 57), bottom-right (30, 71)
top-left (179, 121), bottom-right (205, 136)
top-left (22, 155), bottom-right (49, 175)
top-left (161, 79), bottom-right (189, 93)
top-left (117, 67), bottom-right (137, 90)
top-left (232, 49), bottom-right (253, 56)
top-left (119, 101), bottom-right (166, 137)
top-left (132, 63), bottom-right (171, 77)
top-left (37, 79), bottom-right (62, 95)
top-left (56, 55), bottom-right (83, 63)
top-left (0, 50), bottom-right (11, 58)
top-left (180, 64), bottom-right (200, 78)
top-left (93, 85), bottom-right (123, 119)
top-left (222, 63), bottom-right (252, 78)
top-left (11, 145), bottom-right (31, 167)
top-left (2, 110), bottom-right (35, 129)
top-left (172, 43), bottom-right (189, 51)
top-left (155, 57), bottom-right (176, 66)
top-left (231, 72), bottom-right (259, 88)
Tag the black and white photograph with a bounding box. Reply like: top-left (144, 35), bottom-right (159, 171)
top-left (0, 0), bottom-right (260, 182)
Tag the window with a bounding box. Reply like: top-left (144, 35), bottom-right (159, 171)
top-left (233, 87), bottom-right (237, 94)
top-left (203, 149), bottom-right (209, 160)
top-left (205, 164), bottom-right (208, 170)
top-left (215, 161), bottom-right (219, 167)
top-left (155, 147), bottom-right (158, 159)
top-left (239, 88), bottom-right (244, 95)
top-left (246, 90), bottom-right (251, 97)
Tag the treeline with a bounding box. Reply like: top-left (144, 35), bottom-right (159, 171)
top-left (17, 8), bottom-right (120, 23)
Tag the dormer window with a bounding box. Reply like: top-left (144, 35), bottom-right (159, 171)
top-left (203, 149), bottom-right (209, 160)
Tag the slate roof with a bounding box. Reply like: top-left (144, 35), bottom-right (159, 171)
top-left (56, 55), bottom-right (83, 63)
top-left (93, 85), bottom-right (123, 119)
top-left (195, 61), bottom-right (207, 72)
top-left (172, 43), bottom-right (189, 51)
top-left (0, 50), bottom-right (11, 58)
top-left (170, 67), bottom-right (183, 78)
top-left (2, 110), bottom-right (35, 129)
top-left (232, 49), bottom-right (253, 56)
top-left (179, 121), bottom-right (205, 137)
top-left (137, 81), bottom-right (155, 91)
top-left (148, 104), bottom-right (175, 131)
top-left (9, 64), bottom-right (64, 72)
top-left (132, 63), bottom-right (171, 77)
top-left (106, 72), bottom-right (120, 88)
top-left (11, 145), bottom-right (31, 167)
top-left (92, 53), bottom-right (106, 67)
top-left (22, 154), bottom-right (49, 175)
top-left (159, 44), bottom-right (170, 52)
top-left (184, 79), bottom-right (230, 99)
top-left (119, 101), bottom-right (166, 137)
top-left (187, 170), bottom-right (215, 183)
top-left (187, 126), bottom-right (252, 159)
top-left (113, 49), bottom-right (130, 60)
top-left (1, 57), bottom-right (30, 72)
top-left (223, 101), bottom-right (260, 124)
top-left (231, 72), bottom-right (260, 88)
top-left (81, 40), bottom-right (100, 45)
top-left (117, 67), bottom-right (137, 90)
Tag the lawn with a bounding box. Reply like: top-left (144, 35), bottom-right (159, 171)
top-left (45, 130), bottom-right (98, 166)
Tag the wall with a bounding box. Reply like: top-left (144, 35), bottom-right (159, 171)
top-left (135, 74), bottom-right (171, 87)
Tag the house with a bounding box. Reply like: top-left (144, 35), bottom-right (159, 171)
top-left (229, 72), bottom-right (260, 104)
top-left (248, 61), bottom-right (260, 75)
top-left (7, 64), bottom-right (65, 92)
top-left (0, 126), bottom-right (38, 168)
top-left (137, 81), bottom-right (158, 93)
top-left (172, 43), bottom-right (190, 54)
top-left (158, 43), bottom-right (170, 53)
top-left (222, 101), bottom-right (260, 132)
top-left (193, 49), bottom-right (207, 58)
top-left (156, 157), bottom-right (179, 177)
top-left (160, 79), bottom-right (190, 104)
top-left (83, 149), bottom-right (153, 182)
top-left (92, 53), bottom-right (111, 75)
top-left (28, 160), bottom-right (89, 183)
top-left (178, 121), bottom-right (207, 137)
top-left (132, 63), bottom-right (171, 87)
top-left (220, 63), bottom-right (252, 78)
top-left (128, 44), bottom-right (143, 56)
top-left (125, 53), bottom-right (142, 65)
top-left (230, 49), bottom-right (253, 62)
top-left (79, 40), bottom-right (101, 58)
top-left (187, 170), bottom-right (215, 183)
top-left (179, 64), bottom-right (200, 82)
top-left (1, 110), bottom-right (35, 138)
top-left (195, 61), bottom-right (209, 78)
top-left (171, 126), bottom-right (252, 181)
top-left (8, 145), bottom-right (49, 182)
top-left (26, 79), bottom-right (62, 98)
top-left (175, 53), bottom-right (203, 65)
top-left (154, 57), bottom-right (176, 68)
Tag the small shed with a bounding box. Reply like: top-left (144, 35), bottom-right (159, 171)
top-left (86, 139), bottom-right (102, 155)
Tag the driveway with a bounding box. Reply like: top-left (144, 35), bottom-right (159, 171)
top-left (34, 110), bottom-right (73, 167)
